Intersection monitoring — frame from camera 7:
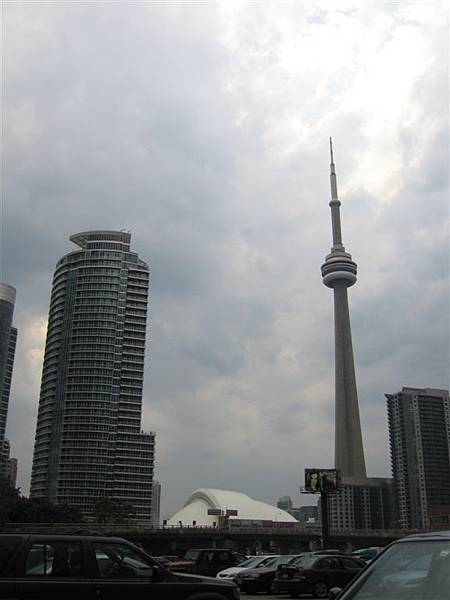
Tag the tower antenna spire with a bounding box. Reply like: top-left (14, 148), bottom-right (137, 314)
top-left (329, 138), bottom-right (338, 202)
top-left (328, 138), bottom-right (341, 248)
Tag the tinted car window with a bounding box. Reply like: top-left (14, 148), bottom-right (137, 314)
top-left (25, 542), bottom-right (83, 577)
top-left (271, 555), bottom-right (297, 567)
top-left (215, 551), bottom-right (231, 564)
top-left (93, 542), bottom-right (153, 579)
top-left (341, 557), bottom-right (364, 569)
top-left (0, 537), bottom-right (21, 573)
top-left (239, 557), bottom-right (263, 568)
top-left (291, 555), bottom-right (318, 568)
top-left (319, 557), bottom-right (340, 569)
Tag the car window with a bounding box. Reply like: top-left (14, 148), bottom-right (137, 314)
top-left (341, 557), bottom-right (364, 569)
top-left (184, 549), bottom-right (200, 561)
top-left (215, 551), bottom-right (230, 563)
top-left (258, 556), bottom-right (278, 566)
top-left (93, 542), bottom-right (153, 579)
top-left (341, 540), bottom-right (450, 600)
top-left (273, 555), bottom-right (296, 567)
top-left (25, 542), bottom-right (84, 577)
top-left (235, 553), bottom-right (247, 564)
top-left (0, 537), bottom-right (21, 573)
top-left (291, 555), bottom-right (318, 569)
top-left (238, 557), bottom-right (261, 568)
top-left (319, 557), bottom-right (340, 569)
top-left (202, 551), bottom-right (215, 562)
top-left (259, 556), bottom-right (277, 567)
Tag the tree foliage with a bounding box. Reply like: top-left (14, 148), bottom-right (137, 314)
top-left (92, 497), bottom-right (136, 524)
top-left (0, 477), bottom-right (84, 528)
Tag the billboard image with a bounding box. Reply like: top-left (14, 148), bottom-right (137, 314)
top-left (304, 469), bottom-right (340, 493)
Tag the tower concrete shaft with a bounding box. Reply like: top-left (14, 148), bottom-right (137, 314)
top-left (321, 140), bottom-right (366, 479)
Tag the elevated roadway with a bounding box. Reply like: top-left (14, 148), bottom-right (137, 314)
top-left (3, 523), bottom-right (418, 555)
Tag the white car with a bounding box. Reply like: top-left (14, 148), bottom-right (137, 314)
top-left (216, 555), bottom-right (279, 579)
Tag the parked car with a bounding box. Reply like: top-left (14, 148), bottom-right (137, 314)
top-left (351, 547), bottom-right (383, 562)
top-left (216, 555), bottom-right (278, 579)
top-left (328, 530), bottom-right (450, 600)
top-left (235, 554), bottom-right (302, 594)
top-left (0, 534), bottom-right (240, 599)
top-left (167, 548), bottom-right (247, 577)
top-left (273, 552), bottom-right (365, 598)
top-left (159, 554), bottom-right (181, 562)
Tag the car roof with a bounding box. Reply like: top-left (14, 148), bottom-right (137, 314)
top-left (0, 534), bottom-right (129, 543)
top-left (396, 530), bottom-right (450, 542)
top-left (186, 548), bottom-right (233, 551)
top-left (311, 552), bottom-right (348, 557)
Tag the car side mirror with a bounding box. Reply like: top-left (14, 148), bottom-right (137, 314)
top-left (328, 587), bottom-right (342, 599)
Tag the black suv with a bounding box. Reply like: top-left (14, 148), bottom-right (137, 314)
top-left (0, 534), bottom-right (240, 599)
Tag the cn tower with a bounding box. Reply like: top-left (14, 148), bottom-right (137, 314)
top-left (321, 139), bottom-right (367, 479)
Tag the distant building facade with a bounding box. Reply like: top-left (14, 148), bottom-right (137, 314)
top-left (30, 231), bottom-right (155, 523)
top-left (386, 387), bottom-right (450, 530)
top-left (0, 283), bottom-right (18, 480)
top-left (277, 497), bottom-right (318, 526)
top-left (298, 505), bottom-right (318, 527)
top-left (277, 496), bottom-right (293, 511)
top-left (328, 477), bottom-right (394, 530)
top-left (5, 452), bottom-right (17, 488)
top-left (151, 480), bottom-right (161, 528)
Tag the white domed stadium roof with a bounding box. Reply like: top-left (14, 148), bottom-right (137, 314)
top-left (167, 488), bottom-right (298, 527)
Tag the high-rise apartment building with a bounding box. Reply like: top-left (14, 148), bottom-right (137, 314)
top-left (151, 480), bottom-right (161, 528)
top-left (386, 387), bottom-right (450, 529)
top-left (298, 505), bottom-right (318, 527)
top-left (30, 231), bottom-right (155, 523)
top-left (1, 439), bottom-right (18, 487)
top-left (0, 283), bottom-right (18, 480)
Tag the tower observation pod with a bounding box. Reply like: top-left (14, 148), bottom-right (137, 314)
top-left (321, 140), bottom-right (367, 479)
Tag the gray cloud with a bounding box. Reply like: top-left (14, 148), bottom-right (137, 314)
top-left (3, 1), bottom-right (448, 516)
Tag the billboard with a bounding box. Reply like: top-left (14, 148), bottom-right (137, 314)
top-left (304, 469), bottom-right (340, 493)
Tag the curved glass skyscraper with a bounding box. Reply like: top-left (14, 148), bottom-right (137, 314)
top-left (0, 282), bottom-right (18, 480)
top-left (30, 231), bottom-right (155, 523)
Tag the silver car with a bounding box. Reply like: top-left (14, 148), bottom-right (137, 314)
top-left (329, 530), bottom-right (450, 600)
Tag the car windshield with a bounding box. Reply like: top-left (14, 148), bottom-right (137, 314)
top-left (340, 540), bottom-right (450, 600)
top-left (184, 550), bottom-right (201, 561)
top-left (268, 555), bottom-right (298, 568)
top-left (239, 556), bottom-right (270, 568)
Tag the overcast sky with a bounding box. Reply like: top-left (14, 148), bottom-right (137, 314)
top-left (2, 1), bottom-right (448, 519)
